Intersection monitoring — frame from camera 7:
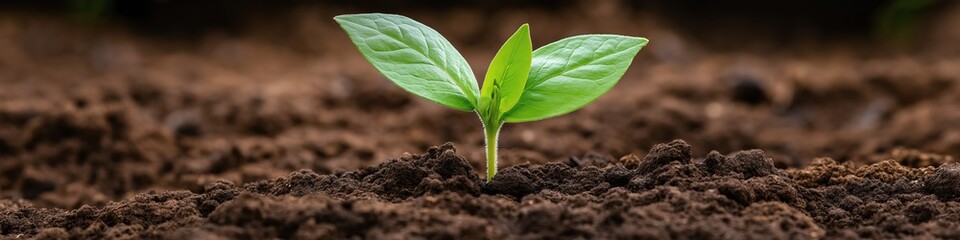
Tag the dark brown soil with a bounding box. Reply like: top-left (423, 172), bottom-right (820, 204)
top-left (2, 1), bottom-right (960, 239)
top-left (3, 141), bottom-right (960, 239)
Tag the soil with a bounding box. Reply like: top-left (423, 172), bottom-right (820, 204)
top-left (2, 1), bottom-right (960, 239)
top-left (3, 141), bottom-right (960, 239)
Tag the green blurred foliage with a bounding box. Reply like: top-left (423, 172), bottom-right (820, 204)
top-left (875, 0), bottom-right (940, 44)
top-left (69, 0), bottom-right (111, 23)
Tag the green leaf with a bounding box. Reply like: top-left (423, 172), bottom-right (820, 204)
top-left (503, 35), bottom-right (648, 122)
top-left (479, 24), bottom-right (532, 118)
top-left (334, 13), bottom-right (480, 111)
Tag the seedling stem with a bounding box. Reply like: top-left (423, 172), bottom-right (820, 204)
top-left (483, 121), bottom-right (502, 182)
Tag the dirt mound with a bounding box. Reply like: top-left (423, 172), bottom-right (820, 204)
top-left (2, 141), bottom-right (958, 239)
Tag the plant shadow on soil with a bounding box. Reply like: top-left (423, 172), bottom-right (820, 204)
top-left (3, 140), bottom-right (960, 239)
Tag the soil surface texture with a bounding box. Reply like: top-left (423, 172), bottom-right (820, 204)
top-left (2, 141), bottom-right (960, 239)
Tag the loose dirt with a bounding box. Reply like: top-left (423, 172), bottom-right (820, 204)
top-left (3, 141), bottom-right (960, 239)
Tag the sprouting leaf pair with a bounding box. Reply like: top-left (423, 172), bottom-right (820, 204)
top-left (334, 13), bottom-right (647, 180)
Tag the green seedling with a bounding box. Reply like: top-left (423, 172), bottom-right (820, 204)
top-left (335, 13), bottom-right (647, 181)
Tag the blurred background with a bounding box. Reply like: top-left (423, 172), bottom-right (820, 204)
top-left (1, 0), bottom-right (959, 208)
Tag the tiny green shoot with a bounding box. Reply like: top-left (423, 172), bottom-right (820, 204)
top-left (335, 13), bottom-right (647, 181)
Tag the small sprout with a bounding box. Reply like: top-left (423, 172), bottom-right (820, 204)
top-left (335, 13), bottom-right (647, 181)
